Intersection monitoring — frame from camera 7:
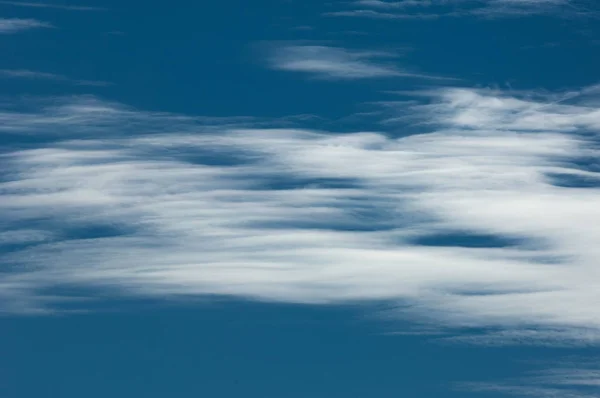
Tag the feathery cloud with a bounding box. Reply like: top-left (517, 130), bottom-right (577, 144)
top-left (0, 86), bottom-right (599, 348)
top-left (268, 45), bottom-right (443, 80)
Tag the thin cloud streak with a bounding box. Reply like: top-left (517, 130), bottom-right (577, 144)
top-left (268, 45), bottom-right (449, 80)
top-left (353, 0), bottom-right (433, 8)
top-left (0, 86), bottom-right (599, 347)
top-left (324, 9), bottom-right (440, 19)
top-left (269, 45), bottom-right (401, 79)
top-left (460, 361), bottom-right (600, 398)
top-left (0, 69), bottom-right (111, 86)
top-left (328, 0), bottom-right (593, 19)
top-left (0, 17), bottom-right (52, 33)
top-left (0, 1), bottom-right (104, 10)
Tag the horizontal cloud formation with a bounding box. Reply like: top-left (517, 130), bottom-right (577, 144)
top-left (0, 17), bottom-right (51, 33)
top-left (268, 45), bottom-right (441, 80)
top-left (0, 69), bottom-right (110, 86)
top-left (328, 0), bottom-right (591, 19)
top-left (1, 86), bottom-right (599, 344)
top-left (461, 359), bottom-right (600, 397)
top-left (0, 1), bottom-right (104, 10)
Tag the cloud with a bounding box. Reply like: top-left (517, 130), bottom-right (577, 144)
top-left (0, 86), bottom-right (600, 348)
top-left (0, 96), bottom-right (278, 137)
top-left (353, 0), bottom-right (571, 9)
top-left (0, 69), bottom-right (111, 86)
top-left (327, 0), bottom-right (591, 19)
top-left (464, 383), bottom-right (600, 398)
top-left (532, 368), bottom-right (600, 387)
top-left (460, 360), bottom-right (600, 398)
top-left (0, 1), bottom-right (104, 10)
top-left (324, 9), bottom-right (438, 19)
top-left (267, 45), bottom-right (443, 80)
top-left (405, 87), bottom-right (600, 131)
top-left (353, 0), bottom-right (428, 8)
top-left (0, 69), bottom-right (60, 79)
top-left (437, 328), bottom-right (600, 347)
top-left (0, 17), bottom-right (52, 33)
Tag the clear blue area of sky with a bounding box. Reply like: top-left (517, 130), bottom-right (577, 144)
top-left (5, 299), bottom-right (596, 398)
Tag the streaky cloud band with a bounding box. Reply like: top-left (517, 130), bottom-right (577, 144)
top-left (1, 86), bottom-right (599, 347)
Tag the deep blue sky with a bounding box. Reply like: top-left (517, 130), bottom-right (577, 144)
top-left (6, 300), bottom-right (598, 398)
top-left (2, 1), bottom-right (600, 397)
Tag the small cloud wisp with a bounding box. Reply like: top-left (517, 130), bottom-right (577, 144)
top-left (268, 45), bottom-right (438, 80)
top-left (0, 17), bottom-right (52, 33)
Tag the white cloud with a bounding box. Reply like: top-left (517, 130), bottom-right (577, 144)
top-left (354, 0), bottom-right (569, 7)
top-left (0, 86), bottom-right (599, 347)
top-left (410, 87), bottom-right (600, 131)
top-left (0, 69), bottom-right (110, 86)
top-left (0, 1), bottom-right (104, 10)
top-left (0, 69), bottom-right (62, 80)
top-left (532, 368), bottom-right (600, 387)
top-left (325, 9), bottom-right (437, 19)
top-left (463, 384), bottom-right (599, 398)
top-left (461, 360), bottom-right (600, 398)
top-left (353, 0), bottom-right (435, 9)
top-left (328, 0), bottom-right (588, 19)
top-left (439, 328), bottom-right (600, 347)
top-left (0, 18), bottom-right (52, 33)
top-left (268, 45), bottom-right (441, 80)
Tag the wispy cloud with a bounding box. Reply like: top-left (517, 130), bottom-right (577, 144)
top-left (353, 0), bottom-right (431, 8)
top-left (327, 0), bottom-right (592, 19)
top-left (0, 69), bottom-right (111, 86)
top-left (0, 17), bottom-right (52, 33)
top-left (325, 9), bottom-right (438, 19)
top-left (437, 328), bottom-right (600, 347)
top-left (0, 1), bottom-right (104, 10)
top-left (269, 45), bottom-right (401, 79)
top-left (268, 45), bottom-right (445, 80)
top-left (0, 86), bottom-right (599, 348)
top-left (460, 360), bottom-right (600, 398)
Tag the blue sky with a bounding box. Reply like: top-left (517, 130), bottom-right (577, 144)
top-left (1, 1), bottom-right (600, 397)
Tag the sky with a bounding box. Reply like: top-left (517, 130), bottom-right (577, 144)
top-left (1, 0), bottom-right (600, 397)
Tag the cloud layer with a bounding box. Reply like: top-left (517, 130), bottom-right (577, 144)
top-left (0, 86), bottom-right (599, 344)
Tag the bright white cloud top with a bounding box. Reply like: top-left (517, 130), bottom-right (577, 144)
top-left (1, 86), bottom-right (599, 344)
